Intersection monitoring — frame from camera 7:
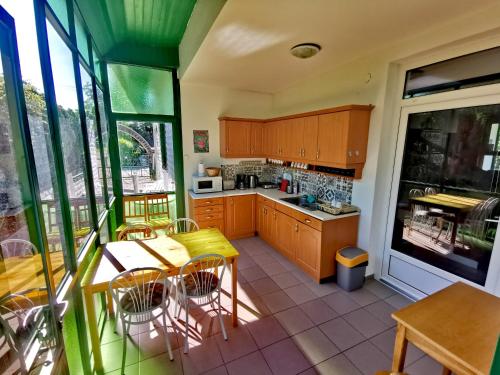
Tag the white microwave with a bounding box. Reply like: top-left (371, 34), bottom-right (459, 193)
top-left (192, 175), bottom-right (223, 193)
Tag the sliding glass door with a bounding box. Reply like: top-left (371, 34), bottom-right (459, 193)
top-left (383, 95), bottom-right (500, 296)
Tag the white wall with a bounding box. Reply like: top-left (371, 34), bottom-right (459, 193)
top-left (179, 2), bottom-right (500, 278)
top-left (180, 82), bottom-right (273, 207)
top-left (267, 4), bottom-right (500, 276)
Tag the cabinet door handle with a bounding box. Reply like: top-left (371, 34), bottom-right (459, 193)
top-left (206, 216), bottom-right (213, 219)
top-left (348, 150), bottom-right (352, 158)
top-left (301, 148), bottom-right (305, 157)
top-left (205, 208), bottom-right (213, 212)
top-left (355, 150), bottom-right (359, 156)
top-left (316, 150), bottom-right (320, 159)
top-left (304, 219), bottom-right (311, 223)
top-left (226, 147), bottom-right (229, 153)
top-left (295, 223), bottom-right (299, 232)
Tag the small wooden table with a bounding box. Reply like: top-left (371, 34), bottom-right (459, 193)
top-left (81, 228), bottom-right (239, 374)
top-left (391, 282), bottom-right (500, 375)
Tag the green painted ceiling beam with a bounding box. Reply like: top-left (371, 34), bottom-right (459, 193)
top-left (74, 0), bottom-right (196, 67)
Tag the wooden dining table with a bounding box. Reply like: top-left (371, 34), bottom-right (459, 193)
top-left (81, 228), bottom-right (240, 374)
top-left (409, 193), bottom-right (483, 244)
top-left (391, 282), bottom-right (500, 375)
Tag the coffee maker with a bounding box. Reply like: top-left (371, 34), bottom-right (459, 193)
top-left (236, 174), bottom-right (246, 189)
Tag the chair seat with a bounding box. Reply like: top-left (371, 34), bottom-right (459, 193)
top-left (120, 283), bottom-right (166, 313)
top-left (148, 218), bottom-right (172, 228)
top-left (182, 271), bottom-right (219, 297)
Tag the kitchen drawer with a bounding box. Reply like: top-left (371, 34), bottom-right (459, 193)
top-left (257, 195), bottom-right (276, 208)
top-left (275, 202), bottom-right (296, 218)
top-left (198, 219), bottom-right (224, 232)
top-left (194, 205), bottom-right (223, 215)
top-left (195, 211), bottom-right (224, 222)
top-left (293, 211), bottom-right (323, 231)
top-left (193, 197), bottom-right (224, 207)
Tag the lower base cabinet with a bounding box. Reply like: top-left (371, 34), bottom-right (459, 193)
top-left (294, 222), bottom-right (321, 277)
top-left (189, 194), bottom-right (359, 282)
top-left (224, 195), bottom-right (256, 239)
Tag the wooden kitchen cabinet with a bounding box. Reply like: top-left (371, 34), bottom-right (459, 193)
top-left (276, 210), bottom-right (296, 260)
top-left (188, 196), bottom-right (225, 232)
top-left (294, 222), bottom-right (321, 277)
top-left (220, 120), bottom-right (252, 157)
top-left (250, 122), bottom-right (263, 156)
top-left (316, 109), bottom-right (371, 167)
top-left (302, 116), bottom-right (319, 162)
top-left (224, 195), bottom-right (256, 239)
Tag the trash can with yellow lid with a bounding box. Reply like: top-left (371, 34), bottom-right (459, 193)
top-left (336, 246), bottom-right (368, 291)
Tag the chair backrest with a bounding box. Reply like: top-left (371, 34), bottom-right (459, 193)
top-left (466, 197), bottom-right (499, 241)
top-left (0, 239), bottom-right (37, 258)
top-left (123, 196), bottom-right (148, 223)
top-left (109, 267), bottom-right (168, 318)
top-left (118, 223), bottom-right (157, 241)
top-left (424, 187), bottom-right (437, 195)
top-left (409, 189), bottom-right (426, 213)
top-left (146, 193), bottom-right (170, 220)
top-left (179, 254), bottom-right (226, 304)
top-left (166, 218), bottom-right (199, 235)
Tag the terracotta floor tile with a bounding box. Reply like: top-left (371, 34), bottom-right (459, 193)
top-left (343, 308), bottom-right (389, 338)
top-left (344, 341), bottom-right (391, 375)
top-left (260, 290), bottom-right (296, 313)
top-left (225, 351), bottom-right (272, 375)
top-left (314, 354), bottom-right (362, 375)
top-left (299, 298), bottom-right (338, 325)
top-left (274, 306), bottom-right (314, 335)
top-left (385, 293), bottom-right (413, 309)
top-left (246, 315), bottom-right (288, 348)
top-left (364, 300), bottom-right (397, 327)
top-left (214, 326), bottom-right (258, 363)
top-left (292, 327), bottom-right (340, 365)
top-left (304, 281), bottom-right (339, 298)
top-left (364, 279), bottom-right (397, 299)
top-left (180, 336), bottom-right (224, 375)
top-left (271, 272), bottom-right (302, 289)
top-left (370, 328), bottom-right (425, 365)
top-left (261, 338), bottom-right (311, 375)
top-left (260, 261), bottom-right (288, 276)
top-left (343, 288), bottom-right (379, 306)
top-left (322, 291), bottom-right (361, 315)
top-left (318, 317), bottom-right (365, 351)
top-left (239, 266), bottom-right (267, 282)
top-left (250, 277), bottom-right (281, 296)
top-left (284, 284), bottom-right (317, 305)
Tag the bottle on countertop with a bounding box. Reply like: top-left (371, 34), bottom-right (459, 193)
top-left (293, 181), bottom-right (299, 194)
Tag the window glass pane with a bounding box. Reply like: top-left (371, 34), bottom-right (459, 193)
top-left (80, 65), bottom-right (105, 216)
top-left (392, 104), bottom-right (500, 285)
top-left (108, 64), bottom-right (174, 115)
top-left (118, 121), bottom-right (176, 194)
top-left (74, 13), bottom-right (89, 64)
top-left (46, 21), bottom-right (92, 250)
top-left (47, 0), bottom-right (69, 33)
top-left (0, 0), bottom-right (68, 288)
top-left (0, 12), bottom-right (59, 374)
top-left (92, 42), bottom-right (102, 83)
top-left (96, 87), bottom-right (113, 200)
top-left (404, 47), bottom-right (500, 98)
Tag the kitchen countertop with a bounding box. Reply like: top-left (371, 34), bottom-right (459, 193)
top-left (188, 188), bottom-right (360, 221)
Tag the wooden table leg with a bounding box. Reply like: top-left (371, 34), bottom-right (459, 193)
top-left (392, 323), bottom-right (408, 372)
top-left (231, 257), bottom-right (238, 327)
top-left (106, 290), bottom-right (114, 317)
top-left (441, 367), bottom-right (452, 375)
top-left (84, 287), bottom-right (104, 374)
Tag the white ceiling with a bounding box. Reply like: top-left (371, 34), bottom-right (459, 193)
top-left (182, 0), bottom-right (500, 93)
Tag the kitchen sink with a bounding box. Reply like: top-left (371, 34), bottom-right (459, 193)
top-left (280, 197), bottom-right (318, 211)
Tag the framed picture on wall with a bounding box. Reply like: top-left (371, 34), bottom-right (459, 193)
top-left (193, 130), bottom-right (209, 153)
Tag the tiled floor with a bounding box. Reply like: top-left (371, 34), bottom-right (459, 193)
top-left (100, 236), bottom-right (443, 374)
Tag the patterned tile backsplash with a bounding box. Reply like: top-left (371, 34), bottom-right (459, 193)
top-left (221, 160), bottom-right (353, 204)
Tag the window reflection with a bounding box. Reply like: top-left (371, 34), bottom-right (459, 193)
top-left (392, 104), bottom-right (500, 285)
top-left (96, 88), bottom-right (113, 200)
top-left (80, 66), bottom-right (106, 216)
top-left (46, 21), bottom-right (92, 250)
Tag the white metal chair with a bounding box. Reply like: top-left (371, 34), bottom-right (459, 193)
top-left (408, 189), bottom-right (432, 234)
top-left (117, 223), bottom-right (158, 241)
top-left (0, 239), bottom-right (37, 258)
top-left (460, 197), bottom-right (499, 249)
top-left (174, 254), bottom-right (227, 353)
top-left (109, 267), bottom-right (174, 374)
top-left (166, 218), bottom-right (199, 235)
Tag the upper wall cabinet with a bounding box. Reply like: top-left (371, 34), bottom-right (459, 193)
top-left (220, 119), bottom-right (263, 157)
top-left (219, 105), bottom-right (373, 177)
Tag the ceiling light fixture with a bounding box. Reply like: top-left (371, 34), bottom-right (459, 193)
top-left (290, 43), bottom-right (321, 59)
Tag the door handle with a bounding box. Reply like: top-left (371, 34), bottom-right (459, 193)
top-left (295, 223), bottom-right (299, 232)
top-left (304, 219), bottom-right (311, 223)
top-left (348, 150), bottom-right (352, 158)
top-left (355, 150), bottom-right (359, 156)
top-left (316, 150), bottom-right (320, 159)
